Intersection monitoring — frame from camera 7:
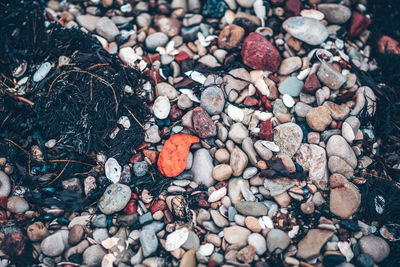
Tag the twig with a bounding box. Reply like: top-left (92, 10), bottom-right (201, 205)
top-left (4, 138), bottom-right (33, 176)
top-left (48, 159), bottom-right (96, 167)
top-left (15, 96), bottom-right (35, 107)
top-left (45, 159), bottom-right (71, 186)
top-left (123, 104), bottom-right (145, 130)
top-left (47, 69), bottom-right (119, 114)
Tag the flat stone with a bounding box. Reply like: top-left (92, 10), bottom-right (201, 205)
top-left (235, 201), bottom-right (268, 216)
top-left (328, 156), bottom-right (354, 178)
top-left (248, 233), bottom-right (267, 255)
top-left (156, 82), bottom-right (179, 100)
top-left (83, 244), bottom-right (106, 266)
top-left (296, 229), bottom-right (334, 259)
top-left (229, 123), bottom-right (249, 144)
top-left (282, 16), bottom-right (328, 45)
top-left (200, 86), bottom-right (225, 115)
top-left (306, 106), bottom-right (332, 132)
top-left (76, 14), bottom-right (100, 32)
top-left (41, 230), bottom-right (69, 257)
top-left (278, 77), bottom-right (304, 97)
top-left (326, 135), bottom-right (357, 169)
top-left (191, 148), bottom-right (215, 187)
top-left (274, 123), bottom-right (303, 157)
top-left (267, 229), bottom-right (290, 254)
top-left (329, 174), bottom-right (361, 219)
top-left (145, 32), bottom-right (169, 49)
top-left (210, 210), bottom-right (229, 227)
top-left (359, 235), bottom-right (390, 263)
top-left (318, 4), bottom-right (351, 24)
top-left (95, 17), bottom-right (119, 42)
top-left (223, 226), bottom-right (251, 245)
top-left (230, 146), bottom-right (248, 176)
top-left (317, 61), bottom-right (346, 90)
top-left (278, 57), bottom-right (302, 75)
top-left (192, 107), bottom-right (217, 138)
top-left (218, 24), bottom-right (245, 50)
top-left (264, 178), bottom-right (296, 196)
top-left (98, 183), bottom-right (131, 215)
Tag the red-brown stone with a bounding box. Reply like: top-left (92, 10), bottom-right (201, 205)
top-left (192, 107), bottom-right (217, 138)
top-left (150, 200), bottom-right (167, 213)
top-left (259, 120), bottom-right (274, 141)
top-left (129, 153), bottom-right (142, 164)
top-left (377, 35), bottom-right (400, 55)
top-left (241, 32), bottom-right (281, 72)
top-left (303, 73), bottom-right (321, 94)
top-left (142, 149), bottom-right (158, 164)
top-left (284, 0), bottom-right (303, 17)
top-left (175, 51), bottom-right (191, 63)
top-left (243, 96), bottom-right (259, 106)
top-left (349, 12), bottom-right (371, 38)
top-left (169, 104), bottom-right (183, 121)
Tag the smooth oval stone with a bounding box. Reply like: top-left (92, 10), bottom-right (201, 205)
top-left (98, 183), bottom-right (131, 215)
top-left (278, 77), bottom-right (304, 97)
top-left (282, 16), bottom-right (328, 46)
top-left (318, 4), bottom-right (351, 24)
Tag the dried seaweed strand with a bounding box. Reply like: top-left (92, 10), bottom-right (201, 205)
top-left (123, 104), bottom-right (145, 130)
top-left (45, 159), bottom-right (71, 186)
top-left (47, 69), bottom-right (119, 114)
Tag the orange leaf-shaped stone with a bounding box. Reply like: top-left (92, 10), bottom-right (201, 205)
top-left (157, 134), bottom-right (199, 177)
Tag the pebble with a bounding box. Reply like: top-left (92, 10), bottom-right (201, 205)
top-left (274, 123), bottom-right (303, 157)
top-left (27, 222), bottom-right (49, 242)
top-left (210, 210), bottom-right (229, 227)
top-left (93, 228), bottom-right (109, 244)
top-left (200, 86), bottom-right (225, 115)
top-left (243, 167), bottom-right (258, 179)
top-left (191, 148), bottom-right (214, 187)
top-left (317, 61), bottom-right (346, 90)
top-left (180, 250), bottom-right (196, 267)
top-left (145, 125), bottom-right (161, 144)
top-left (296, 229), bottom-right (334, 260)
top-left (237, 245), bottom-right (257, 263)
top-left (235, 201), bottom-right (268, 216)
top-left (223, 226), bottom-right (251, 245)
top-left (178, 94), bottom-right (193, 110)
top-left (215, 148), bottom-right (230, 163)
top-left (323, 101), bottom-right (350, 121)
top-left (212, 164), bottom-right (232, 181)
top-left (329, 174), bottom-right (361, 218)
top-left (278, 77), bottom-right (304, 97)
top-left (218, 24), bottom-right (245, 50)
top-left (326, 135), bottom-right (357, 169)
top-left (296, 143), bottom-right (328, 188)
top-left (279, 57), bottom-right (302, 75)
top-left (266, 229), bottom-right (290, 254)
top-left (248, 233), bottom-right (267, 255)
top-left (41, 230), bottom-right (69, 257)
top-left (192, 107), bottom-right (217, 138)
top-left (318, 4), bottom-right (351, 24)
top-left (98, 183), bottom-right (131, 215)
top-left (69, 224), bottom-right (84, 245)
top-left (306, 106), bottom-right (332, 132)
top-left (76, 14), bottom-right (100, 31)
top-left (165, 227), bottom-right (189, 251)
top-left (0, 171), bottom-right (11, 197)
top-left (95, 17), bottom-right (119, 41)
top-left (245, 216), bottom-right (262, 232)
top-left (156, 17), bottom-right (181, 37)
top-left (254, 140), bottom-right (273, 160)
top-left (228, 123), bottom-right (248, 144)
top-left (156, 82), bottom-right (179, 100)
top-left (140, 229), bottom-right (158, 257)
top-left (33, 62), bottom-right (52, 82)
top-left (182, 231), bottom-right (200, 251)
top-left (359, 235), bottom-right (390, 263)
top-left (133, 161), bottom-right (148, 177)
top-left (83, 244), bottom-right (107, 266)
top-left (153, 96), bottom-right (171, 119)
top-left (230, 146), bottom-right (248, 176)
top-left (328, 156), bottom-right (354, 178)
top-left (7, 196), bottom-right (29, 214)
top-left (145, 32), bottom-right (169, 49)
top-left (282, 16), bottom-right (328, 46)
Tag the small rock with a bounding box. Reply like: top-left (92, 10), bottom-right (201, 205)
top-left (182, 231), bottom-right (200, 251)
top-left (98, 183), bottom-right (131, 215)
top-left (323, 101), bottom-right (350, 121)
top-left (156, 17), bottom-right (181, 37)
top-left (153, 96), bottom-right (171, 119)
top-left (180, 250), bottom-right (196, 267)
top-left (254, 140), bottom-right (273, 161)
top-left (41, 230), bottom-right (69, 257)
top-left (191, 148), bottom-right (215, 187)
top-left (140, 229), bottom-right (158, 257)
top-left (178, 94), bottom-right (193, 110)
top-left (248, 233), bottom-right (267, 255)
top-left (156, 82), bottom-right (179, 100)
top-left (317, 61), bottom-right (346, 90)
top-left (224, 226), bottom-right (251, 245)
top-left (245, 216), bottom-right (262, 232)
top-left (76, 15), bottom-right (100, 32)
top-left (218, 24), bottom-right (245, 50)
top-left (230, 146), bottom-right (248, 176)
top-left (145, 32), bottom-right (169, 49)
top-left (0, 171), bottom-right (11, 197)
top-left (200, 86), bottom-right (225, 115)
top-left (279, 77), bottom-right (304, 97)
top-left (296, 229), bottom-right (334, 259)
top-left (326, 135), bottom-right (357, 168)
top-left (133, 161), bottom-right (148, 177)
top-left (105, 157), bottom-right (122, 183)
top-left (7, 196), bottom-right (29, 214)
top-left (96, 17), bottom-right (119, 42)
top-left (165, 227), bottom-right (189, 251)
top-left (237, 245), bottom-right (257, 263)
top-left (329, 174), bottom-right (361, 218)
top-left (69, 225), bottom-right (84, 245)
top-left (282, 16), bottom-right (328, 45)
top-left (228, 123), bottom-right (248, 144)
top-left (274, 123), bottom-right (303, 157)
top-left (62, 177), bottom-right (82, 193)
top-left (318, 4), bottom-right (351, 24)
top-left (210, 210), bottom-right (229, 227)
top-left (33, 62), bottom-right (52, 82)
top-left (279, 57), bottom-right (302, 75)
top-left (267, 229), bottom-right (290, 253)
top-left (83, 245), bottom-right (106, 266)
top-left (192, 107), bottom-right (217, 138)
top-left (359, 236), bottom-right (390, 263)
top-left (27, 222), bottom-right (49, 242)
top-left (212, 164), bottom-right (233, 181)
top-left (235, 201), bottom-right (268, 216)
top-left (328, 156), bottom-right (354, 178)
top-left (306, 106), bottom-right (332, 132)
top-left (145, 125), bottom-right (161, 143)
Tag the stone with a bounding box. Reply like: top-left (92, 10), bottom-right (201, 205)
top-left (156, 82), bottom-right (178, 100)
top-left (218, 24), bottom-right (245, 50)
top-left (95, 17), bottom-right (119, 41)
top-left (153, 96), bottom-right (171, 119)
top-left (145, 125), bottom-right (161, 144)
top-left (303, 73), bottom-right (321, 94)
top-left (242, 138), bottom-right (258, 166)
top-left (267, 229), bottom-right (290, 253)
top-left (243, 167), bottom-right (258, 179)
top-left (158, 134), bottom-right (199, 177)
top-left (224, 68), bottom-right (251, 94)
top-left (210, 210), bottom-right (229, 227)
top-left (264, 178), bottom-right (296, 196)
top-left (230, 146), bottom-right (248, 176)
top-left (235, 201), bottom-right (268, 216)
top-left (237, 245), bottom-right (257, 263)
top-left (259, 120), bottom-right (274, 141)
top-left (349, 11), bottom-right (371, 38)
top-left (178, 94), bottom-right (193, 110)
top-left (279, 57), bottom-right (302, 75)
top-left (69, 224), bottom-right (84, 245)
top-left (140, 229), bottom-right (158, 257)
top-left (105, 157), bottom-right (121, 183)
top-left (318, 4), bottom-right (351, 24)
top-left (278, 77), bottom-right (304, 97)
top-left (248, 233), bottom-right (267, 255)
top-left (165, 227), bottom-right (189, 251)
top-left (254, 140), bottom-right (273, 161)
top-left (192, 107), bottom-right (217, 138)
top-left (215, 148), bottom-right (230, 163)
top-left (229, 178), bottom-right (250, 204)
top-left (326, 135), bottom-right (357, 169)
top-left (133, 161), bottom-right (148, 177)
top-left (306, 106), bottom-right (332, 132)
top-left (41, 230), bottom-right (69, 257)
top-left (76, 15), bottom-right (100, 32)
top-left (241, 32), bottom-right (281, 72)
top-left (329, 174), bottom-right (361, 218)
top-left (212, 164), bottom-right (233, 181)
top-left (83, 245), bottom-right (106, 266)
top-left (223, 226), bottom-right (251, 245)
top-left (202, 0), bottom-right (228, 18)
top-left (328, 156), bottom-right (354, 178)
top-left (297, 229), bottom-right (334, 259)
top-left (6, 196), bottom-right (29, 214)
top-left (180, 250), bottom-right (196, 267)
top-left (359, 235), bottom-right (390, 263)
top-left (62, 177), bottom-right (82, 194)
top-left (295, 102), bottom-right (312, 118)
top-left (296, 144), bottom-right (328, 189)
top-left (98, 183), bottom-right (131, 215)
top-left (145, 32), bottom-right (169, 49)
top-left (245, 216), bottom-right (262, 232)
top-left (182, 231), bottom-right (200, 251)
top-left (317, 61), bottom-right (346, 90)
top-left (156, 17), bottom-right (181, 37)
top-left (274, 123), bottom-right (303, 157)
top-left (282, 16), bottom-right (328, 45)
top-left (200, 86), bottom-right (225, 115)
top-left (323, 101), bottom-right (350, 120)
top-left (228, 123), bottom-right (248, 144)
top-left (27, 222), bottom-right (49, 242)
top-left (93, 228), bottom-right (109, 244)
top-left (0, 171), bottom-right (11, 197)
top-left (191, 148), bottom-right (215, 187)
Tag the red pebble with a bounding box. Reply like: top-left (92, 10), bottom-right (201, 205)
top-left (243, 96), bottom-right (258, 106)
top-left (284, 0), bottom-right (303, 17)
top-left (302, 73), bottom-right (321, 94)
top-left (130, 154), bottom-right (143, 164)
top-left (142, 149), bottom-right (158, 163)
top-left (0, 197), bottom-right (7, 209)
top-left (349, 12), bottom-right (371, 38)
top-left (259, 120), bottom-right (274, 141)
top-left (337, 121), bottom-right (343, 129)
top-left (377, 35), bottom-right (400, 55)
top-left (136, 142), bottom-right (149, 151)
top-left (164, 210), bottom-right (173, 224)
top-left (169, 104), bottom-right (183, 121)
top-left (195, 192), bottom-right (211, 208)
top-left (175, 51), bottom-right (191, 63)
top-left (264, 100), bottom-right (272, 112)
top-left (150, 200), bottom-right (167, 213)
top-left (241, 32), bottom-right (281, 72)
top-left (151, 53), bottom-right (161, 62)
top-left (208, 259), bottom-right (218, 267)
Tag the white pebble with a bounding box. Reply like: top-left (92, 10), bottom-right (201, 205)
top-left (33, 62), bottom-right (52, 82)
top-left (282, 94), bottom-right (295, 108)
top-left (105, 158), bottom-right (121, 183)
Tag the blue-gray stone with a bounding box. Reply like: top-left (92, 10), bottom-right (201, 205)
top-left (139, 212), bottom-right (153, 225)
top-left (278, 77), bottom-right (304, 97)
top-left (133, 161), bottom-right (148, 177)
top-left (140, 229), bottom-right (158, 257)
top-left (228, 206), bottom-right (237, 222)
top-left (142, 221), bottom-right (165, 233)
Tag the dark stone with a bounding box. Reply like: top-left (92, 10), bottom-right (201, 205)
top-left (192, 107), bottom-right (217, 138)
top-left (356, 253), bottom-right (375, 267)
top-left (323, 254), bottom-right (346, 267)
top-left (202, 0), bottom-right (228, 18)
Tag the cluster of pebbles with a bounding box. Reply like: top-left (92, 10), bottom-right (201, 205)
top-left (0, 0), bottom-right (396, 266)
